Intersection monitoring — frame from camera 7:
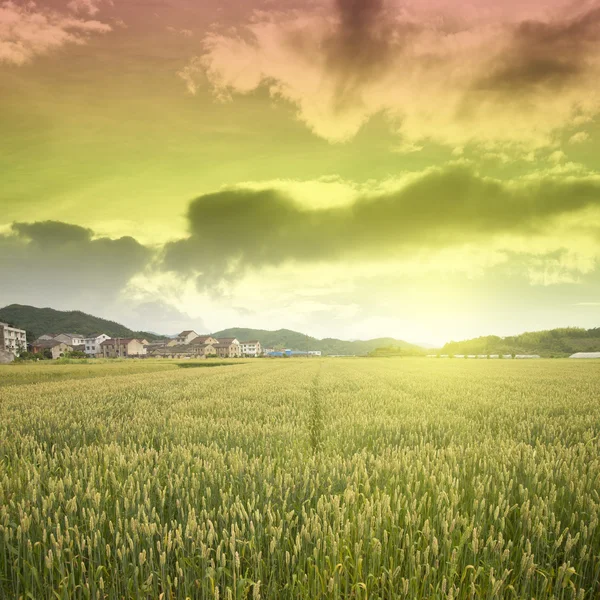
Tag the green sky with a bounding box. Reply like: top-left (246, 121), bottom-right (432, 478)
top-left (1, 0), bottom-right (599, 344)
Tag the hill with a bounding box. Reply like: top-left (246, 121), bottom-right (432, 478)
top-left (0, 304), bottom-right (164, 342)
top-left (212, 327), bottom-right (421, 356)
top-left (440, 327), bottom-right (600, 358)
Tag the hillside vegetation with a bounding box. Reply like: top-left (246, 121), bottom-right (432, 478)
top-left (213, 327), bottom-right (420, 355)
top-left (0, 304), bottom-right (163, 342)
top-left (441, 327), bottom-right (600, 357)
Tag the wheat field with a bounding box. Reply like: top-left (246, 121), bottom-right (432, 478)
top-left (1, 358), bottom-right (599, 599)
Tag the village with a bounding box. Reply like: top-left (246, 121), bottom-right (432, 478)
top-left (0, 322), bottom-right (324, 361)
top-left (2, 320), bottom-right (599, 362)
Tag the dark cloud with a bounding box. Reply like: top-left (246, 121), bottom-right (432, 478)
top-left (0, 221), bottom-right (152, 307)
top-left (323, 0), bottom-right (407, 107)
top-left (162, 166), bottom-right (600, 287)
top-left (478, 8), bottom-right (600, 91)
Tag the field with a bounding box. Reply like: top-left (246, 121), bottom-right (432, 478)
top-left (1, 358), bottom-right (599, 599)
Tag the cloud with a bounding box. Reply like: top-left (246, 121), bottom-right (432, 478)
top-left (0, 221), bottom-right (152, 307)
top-left (162, 165), bottom-right (600, 287)
top-left (0, 0), bottom-right (111, 66)
top-left (167, 25), bottom-right (193, 37)
top-left (189, 0), bottom-right (600, 149)
top-left (67, 0), bottom-right (102, 16)
top-left (475, 8), bottom-right (600, 92)
top-left (569, 131), bottom-right (590, 144)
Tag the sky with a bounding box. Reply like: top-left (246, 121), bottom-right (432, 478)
top-left (1, 0), bottom-right (599, 345)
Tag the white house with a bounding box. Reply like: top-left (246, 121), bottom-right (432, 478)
top-left (0, 322), bottom-right (27, 356)
top-left (240, 340), bottom-right (262, 356)
top-left (569, 352), bottom-right (600, 359)
top-left (308, 350), bottom-right (322, 356)
top-left (84, 334), bottom-right (111, 356)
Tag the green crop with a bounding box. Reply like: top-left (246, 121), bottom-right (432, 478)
top-left (1, 358), bottom-right (599, 599)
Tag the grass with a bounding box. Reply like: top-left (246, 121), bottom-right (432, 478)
top-left (1, 358), bottom-right (599, 599)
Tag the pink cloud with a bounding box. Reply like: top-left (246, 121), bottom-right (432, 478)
top-left (186, 0), bottom-right (600, 150)
top-left (0, 0), bottom-right (111, 66)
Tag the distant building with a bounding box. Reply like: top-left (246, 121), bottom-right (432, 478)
top-left (569, 352), bottom-right (600, 359)
top-left (308, 350), bottom-right (322, 356)
top-left (240, 340), bottom-right (262, 356)
top-left (0, 322), bottom-right (27, 356)
top-left (174, 330), bottom-right (200, 345)
top-left (32, 340), bottom-right (73, 360)
top-left (193, 336), bottom-right (219, 346)
top-left (54, 333), bottom-right (85, 347)
top-left (214, 338), bottom-right (241, 358)
top-left (99, 338), bottom-right (146, 358)
top-left (83, 334), bottom-right (111, 356)
top-left (515, 354), bottom-right (541, 359)
top-left (187, 340), bottom-right (217, 357)
top-left (502, 355), bottom-right (513, 359)
top-left (454, 355), bottom-right (465, 358)
top-left (489, 355), bottom-right (499, 359)
top-left (263, 348), bottom-right (275, 355)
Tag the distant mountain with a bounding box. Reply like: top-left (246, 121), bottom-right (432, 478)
top-left (0, 304), bottom-right (165, 342)
top-left (212, 327), bottom-right (421, 356)
top-left (440, 327), bottom-right (600, 358)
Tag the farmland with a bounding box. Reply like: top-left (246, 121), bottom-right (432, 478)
top-left (1, 358), bottom-right (599, 599)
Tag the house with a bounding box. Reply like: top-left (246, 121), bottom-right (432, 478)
top-left (262, 348), bottom-right (275, 355)
top-left (32, 340), bottom-right (73, 360)
top-left (188, 340), bottom-right (217, 357)
top-left (174, 330), bottom-right (200, 345)
top-left (240, 340), bottom-right (262, 357)
top-left (569, 352), bottom-right (600, 359)
top-left (502, 355), bottom-right (513, 359)
top-left (192, 336), bottom-right (219, 346)
top-left (214, 338), bottom-right (241, 358)
top-left (515, 354), bottom-right (541, 359)
top-left (83, 333), bottom-right (111, 356)
top-left (0, 322), bottom-right (27, 356)
top-left (99, 338), bottom-right (146, 358)
top-left (308, 350), bottom-right (322, 356)
top-left (54, 333), bottom-right (86, 346)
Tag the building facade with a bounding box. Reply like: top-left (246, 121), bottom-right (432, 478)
top-left (84, 334), bottom-right (111, 355)
top-left (99, 338), bottom-right (147, 358)
top-left (32, 340), bottom-right (73, 360)
top-left (54, 333), bottom-right (85, 346)
top-left (214, 338), bottom-right (241, 358)
top-left (0, 322), bottom-right (27, 356)
top-left (174, 330), bottom-right (200, 345)
top-left (240, 340), bottom-right (262, 357)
